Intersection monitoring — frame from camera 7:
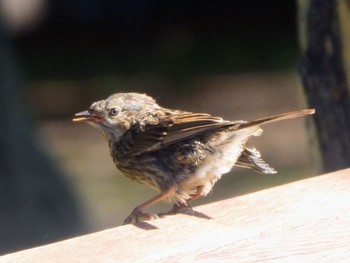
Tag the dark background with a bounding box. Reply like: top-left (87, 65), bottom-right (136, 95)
top-left (18, 1), bottom-right (296, 78)
top-left (13, 1), bottom-right (298, 117)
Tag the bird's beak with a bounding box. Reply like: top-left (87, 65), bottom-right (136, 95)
top-left (72, 110), bottom-right (104, 122)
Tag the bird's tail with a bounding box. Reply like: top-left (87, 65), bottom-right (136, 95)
top-left (238, 109), bottom-right (315, 129)
top-left (233, 109), bottom-right (315, 174)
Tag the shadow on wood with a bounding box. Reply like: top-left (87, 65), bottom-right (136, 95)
top-left (1, 169), bottom-right (350, 262)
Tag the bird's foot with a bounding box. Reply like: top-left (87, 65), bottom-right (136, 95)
top-left (123, 207), bottom-right (159, 225)
top-left (159, 203), bottom-right (212, 220)
top-left (158, 203), bottom-right (192, 217)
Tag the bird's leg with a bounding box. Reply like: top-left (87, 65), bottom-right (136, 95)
top-left (123, 186), bottom-right (176, 225)
top-left (186, 185), bottom-right (205, 203)
top-left (159, 185), bottom-right (205, 216)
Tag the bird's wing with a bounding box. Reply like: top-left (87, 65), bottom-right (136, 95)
top-left (119, 108), bottom-right (315, 156)
top-left (162, 113), bottom-right (233, 145)
top-left (121, 112), bottom-right (235, 156)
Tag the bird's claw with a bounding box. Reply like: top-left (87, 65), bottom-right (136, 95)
top-left (123, 207), bottom-right (159, 225)
top-left (158, 203), bottom-right (192, 217)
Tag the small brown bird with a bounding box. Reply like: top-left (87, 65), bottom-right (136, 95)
top-left (73, 92), bottom-right (315, 224)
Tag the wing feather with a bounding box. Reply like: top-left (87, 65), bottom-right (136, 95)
top-left (122, 112), bottom-right (233, 156)
top-left (119, 108), bottom-right (314, 156)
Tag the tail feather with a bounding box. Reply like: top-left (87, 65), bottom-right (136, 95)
top-left (234, 109), bottom-right (315, 174)
top-left (236, 146), bottom-right (277, 174)
top-left (238, 109), bottom-right (315, 129)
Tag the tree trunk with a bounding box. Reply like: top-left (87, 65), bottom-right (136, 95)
top-left (298, 0), bottom-right (350, 172)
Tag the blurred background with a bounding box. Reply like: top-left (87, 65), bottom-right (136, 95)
top-left (0, 0), bottom-right (315, 253)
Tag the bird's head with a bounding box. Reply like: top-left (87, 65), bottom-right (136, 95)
top-left (73, 93), bottom-right (160, 141)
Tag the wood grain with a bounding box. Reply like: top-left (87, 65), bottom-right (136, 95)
top-left (1, 169), bottom-right (350, 262)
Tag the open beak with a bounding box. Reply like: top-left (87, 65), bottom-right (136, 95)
top-left (72, 110), bottom-right (104, 122)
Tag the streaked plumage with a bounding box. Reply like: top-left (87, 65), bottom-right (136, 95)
top-left (73, 92), bottom-right (315, 224)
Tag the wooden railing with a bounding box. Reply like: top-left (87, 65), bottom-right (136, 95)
top-left (1, 168), bottom-right (350, 262)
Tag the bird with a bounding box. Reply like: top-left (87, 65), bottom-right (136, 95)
top-left (73, 92), bottom-right (315, 224)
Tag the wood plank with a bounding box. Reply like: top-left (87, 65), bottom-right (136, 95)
top-left (1, 169), bottom-right (350, 262)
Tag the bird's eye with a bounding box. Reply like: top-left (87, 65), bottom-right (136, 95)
top-left (109, 108), bottom-right (120, 116)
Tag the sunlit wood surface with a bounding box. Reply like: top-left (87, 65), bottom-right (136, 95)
top-left (1, 169), bottom-right (350, 262)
